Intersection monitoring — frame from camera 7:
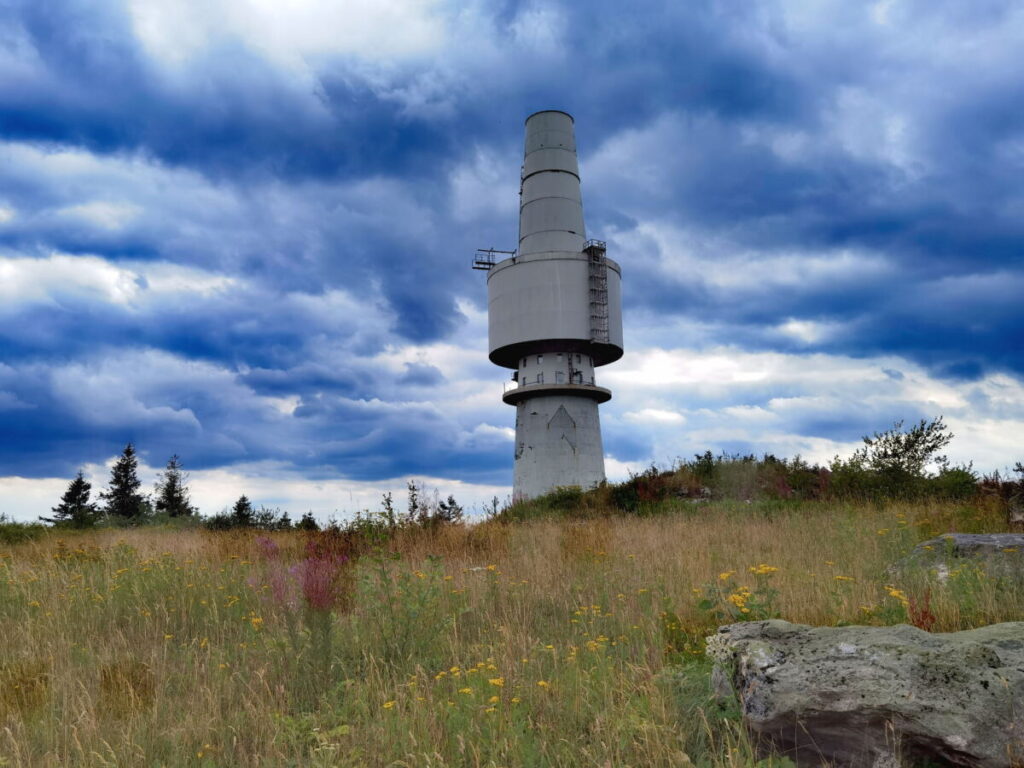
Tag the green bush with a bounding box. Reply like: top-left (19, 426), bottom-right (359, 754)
top-left (499, 485), bottom-right (586, 521)
top-left (928, 464), bottom-right (978, 500)
top-left (0, 514), bottom-right (47, 544)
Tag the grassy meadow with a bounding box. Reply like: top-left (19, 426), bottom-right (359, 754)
top-left (1, 496), bottom-right (1021, 767)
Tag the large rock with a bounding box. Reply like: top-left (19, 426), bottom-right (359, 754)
top-left (1009, 496), bottom-right (1024, 528)
top-left (895, 533), bottom-right (1024, 581)
top-left (709, 620), bottom-right (1024, 768)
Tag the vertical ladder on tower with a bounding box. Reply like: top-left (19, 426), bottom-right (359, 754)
top-left (584, 239), bottom-right (609, 343)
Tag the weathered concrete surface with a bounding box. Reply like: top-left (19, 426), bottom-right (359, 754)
top-left (512, 394), bottom-right (605, 499)
top-left (711, 620), bottom-right (1024, 768)
top-left (895, 533), bottom-right (1024, 581)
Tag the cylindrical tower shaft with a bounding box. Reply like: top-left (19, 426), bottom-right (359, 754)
top-left (519, 110), bottom-right (585, 256)
top-left (513, 395), bottom-right (605, 498)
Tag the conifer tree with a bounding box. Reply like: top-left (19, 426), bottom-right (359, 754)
top-left (154, 455), bottom-right (196, 517)
top-left (42, 471), bottom-right (97, 527)
top-left (100, 443), bottom-right (147, 519)
top-left (231, 495), bottom-right (254, 526)
top-left (297, 511), bottom-right (319, 531)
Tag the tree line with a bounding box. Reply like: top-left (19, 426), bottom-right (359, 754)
top-left (42, 444), bottom-right (467, 533)
top-left (43, 443), bottom-right (319, 530)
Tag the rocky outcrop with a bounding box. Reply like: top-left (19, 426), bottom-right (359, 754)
top-left (710, 620), bottom-right (1024, 768)
top-left (1008, 496), bottom-right (1024, 529)
top-left (894, 533), bottom-right (1024, 581)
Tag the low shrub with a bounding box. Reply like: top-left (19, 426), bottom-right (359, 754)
top-left (0, 514), bottom-right (47, 544)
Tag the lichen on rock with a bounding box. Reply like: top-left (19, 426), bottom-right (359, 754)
top-left (710, 620), bottom-right (1024, 768)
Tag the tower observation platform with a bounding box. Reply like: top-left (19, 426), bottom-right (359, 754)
top-left (477, 110), bottom-right (624, 500)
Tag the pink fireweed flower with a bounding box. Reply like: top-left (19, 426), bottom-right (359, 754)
top-left (250, 537), bottom-right (350, 614)
top-left (248, 560), bottom-right (301, 611)
top-left (250, 537), bottom-right (298, 611)
top-left (290, 553), bottom-right (349, 612)
top-left (268, 563), bottom-right (302, 610)
top-left (255, 536), bottom-right (280, 561)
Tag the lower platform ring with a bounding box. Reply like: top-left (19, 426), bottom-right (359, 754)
top-left (502, 384), bottom-right (612, 405)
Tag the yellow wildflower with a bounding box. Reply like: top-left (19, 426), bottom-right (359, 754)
top-left (886, 586), bottom-right (909, 604)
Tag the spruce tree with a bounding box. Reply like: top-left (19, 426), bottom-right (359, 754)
top-left (154, 455), bottom-right (196, 517)
top-left (100, 443), bottom-right (147, 519)
top-left (231, 495), bottom-right (254, 526)
top-left (297, 511), bottom-right (319, 531)
top-left (42, 471), bottom-right (97, 527)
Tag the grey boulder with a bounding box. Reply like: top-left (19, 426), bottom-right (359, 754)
top-left (1010, 496), bottom-right (1024, 528)
top-left (894, 533), bottom-right (1024, 582)
top-left (710, 620), bottom-right (1024, 767)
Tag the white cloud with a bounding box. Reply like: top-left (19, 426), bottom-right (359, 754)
top-left (57, 201), bottom-right (141, 230)
top-left (777, 318), bottom-right (837, 344)
top-left (0, 253), bottom-right (235, 310)
top-left (509, 4), bottom-right (566, 51)
top-left (0, 476), bottom-right (68, 521)
top-left (825, 86), bottom-right (922, 176)
top-left (605, 216), bottom-right (893, 296)
top-left (450, 146), bottom-right (519, 224)
top-left (126, 0), bottom-right (449, 71)
top-left (623, 408), bottom-right (686, 425)
top-left (604, 456), bottom-right (647, 483)
top-left (0, 254), bottom-right (142, 307)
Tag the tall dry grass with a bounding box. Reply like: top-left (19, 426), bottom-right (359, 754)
top-left (0, 499), bottom-right (1019, 767)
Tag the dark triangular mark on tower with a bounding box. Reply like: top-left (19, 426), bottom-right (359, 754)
top-left (548, 405), bottom-right (577, 452)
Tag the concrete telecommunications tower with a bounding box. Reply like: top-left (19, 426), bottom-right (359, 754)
top-left (474, 110), bottom-right (623, 500)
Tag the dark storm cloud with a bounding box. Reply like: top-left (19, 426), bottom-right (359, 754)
top-left (2, 0), bottom-right (455, 181)
top-left (1, 0), bottom-right (1023, 485)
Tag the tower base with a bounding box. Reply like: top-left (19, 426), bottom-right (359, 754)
top-left (513, 394), bottom-right (605, 500)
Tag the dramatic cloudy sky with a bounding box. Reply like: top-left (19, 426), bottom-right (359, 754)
top-left (2, 0), bottom-right (1023, 519)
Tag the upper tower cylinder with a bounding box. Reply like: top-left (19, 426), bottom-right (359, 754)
top-left (519, 111), bottom-right (585, 256)
top-left (486, 110), bottom-right (623, 369)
